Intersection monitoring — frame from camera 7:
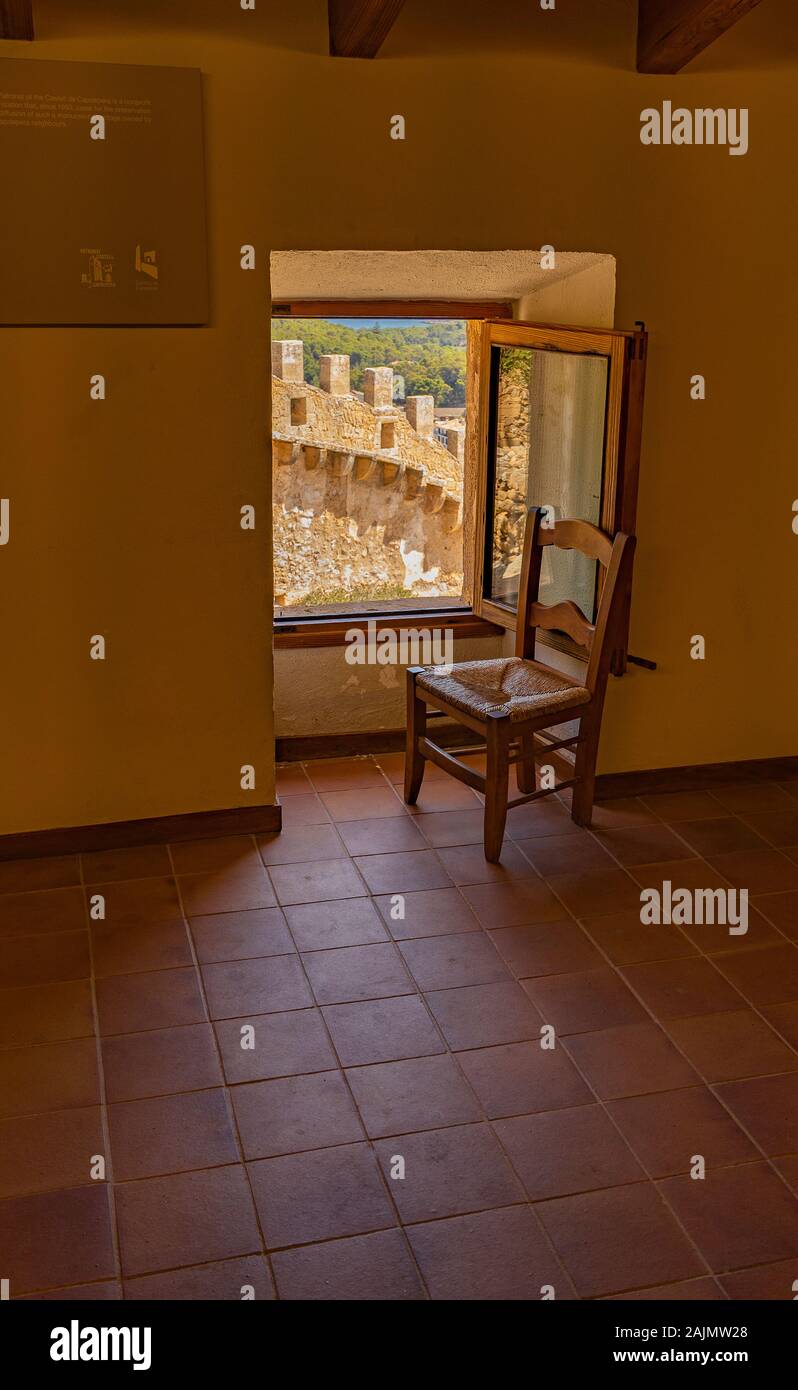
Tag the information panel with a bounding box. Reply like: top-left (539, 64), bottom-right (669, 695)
top-left (0, 57), bottom-right (208, 325)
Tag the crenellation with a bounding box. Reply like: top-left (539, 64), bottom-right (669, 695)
top-left (363, 366), bottom-right (394, 409)
top-left (271, 339), bottom-right (304, 382)
top-left (319, 353), bottom-right (351, 395)
top-left (405, 394), bottom-right (434, 439)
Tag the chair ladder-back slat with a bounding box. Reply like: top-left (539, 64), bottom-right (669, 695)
top-left (528, 599), bottom-right (595, 650)
top-left (538, 517), bottom-right (614, 567)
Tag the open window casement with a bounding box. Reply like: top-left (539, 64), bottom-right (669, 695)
top-left (473, 320), bottom-right (647, 674)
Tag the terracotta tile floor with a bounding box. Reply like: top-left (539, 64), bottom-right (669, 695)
top-left (2, 755), bottom-right (798, 1300)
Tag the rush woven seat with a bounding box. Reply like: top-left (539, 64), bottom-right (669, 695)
top-left (404, 509), bottom-right (637, 862)
top-left (417, 657), bottom-right (589, 723)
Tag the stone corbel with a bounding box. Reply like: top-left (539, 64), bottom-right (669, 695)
top-left (379, 459), bottom-right (406, 488)
top-left (302, 445), bottom-right (327, 470)
top-left (328, 449), bottom-right (355, 479)
top-left (402, 466), bottom-right (424, 500)
top-left (440, 494), bottom-right (463, 532)
top-left (353, 453), bottom-right (378, 482)
top-left (421, 481), bottom-right (446, 514)
top-left (273, 437), bottom-right (298, 467)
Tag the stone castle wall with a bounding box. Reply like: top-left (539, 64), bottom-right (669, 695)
top-left (491, 367), bottom-right (531, 591)
top-left (272, 343), bottom-right (465, 607)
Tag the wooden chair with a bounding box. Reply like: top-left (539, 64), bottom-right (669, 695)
top-left (404, 508), bottom-right (636, 861)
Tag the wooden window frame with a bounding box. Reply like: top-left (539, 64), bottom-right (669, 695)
top-left (473, 319), bottom-right (647, 673)
top-left (271, 298), bottom-right (512, 645)
top-left (269, 305), bottom-right (646, 657)
top-left (271, 299), bottom-right (513, 320)
top-left (274, 607), bottom-right (501, 650)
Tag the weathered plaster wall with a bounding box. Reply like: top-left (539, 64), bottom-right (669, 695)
top-left (518, 261), bottom-right (617, 327)
top-left (274, 633), bottom-right (505, 739)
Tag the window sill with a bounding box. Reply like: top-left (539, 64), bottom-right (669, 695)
top-left (273, 608), bottom-right (504, 650)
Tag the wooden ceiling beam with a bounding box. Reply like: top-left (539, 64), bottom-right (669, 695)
top-left (0, 1), bottom-right (34, 40)
top-left (637, 0), bottom-right (765, 73)
top-left (328, 0), bottom-right (406, 58)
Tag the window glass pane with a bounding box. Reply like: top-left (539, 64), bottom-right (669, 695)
top-left (487, 345), bottom-right (608, 618)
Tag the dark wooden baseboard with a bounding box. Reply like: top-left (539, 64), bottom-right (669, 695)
top-left (4, 750), bottom-right (795, 863)
top-left (0, 803), bottom-right (282, 863)
top-left (276, 724), bottom-right (483, 762)
top-left (596, 756), bottom-right (798, 800)
top-left (278, 730), bottom-right (798, 800)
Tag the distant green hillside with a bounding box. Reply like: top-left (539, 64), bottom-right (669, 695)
top-left (271, 318), bottom-right (467, 407)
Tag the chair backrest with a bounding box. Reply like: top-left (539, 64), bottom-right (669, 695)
top-left (515, 508), bottom-right (636, 697)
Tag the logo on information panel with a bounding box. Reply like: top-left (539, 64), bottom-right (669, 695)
top-left (80, 249), bottom-right (115, 289)
top-left (135, 244), bottom-right (159, 287)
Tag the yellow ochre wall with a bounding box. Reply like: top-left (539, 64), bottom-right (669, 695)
top-left (1, 0), bottom-right (795, 835)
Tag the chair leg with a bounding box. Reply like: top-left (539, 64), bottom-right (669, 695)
top-left (516, 731), bottom-right (537, 794)
top-left (404, 669), bottom-right (427, 805)
top-left (571, 713), bottom-right (599, 826)
top-left (484, 713), bottom-right (511, 862)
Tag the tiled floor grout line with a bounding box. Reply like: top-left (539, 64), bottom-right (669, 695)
top-left (609, 803), bottom-right (798, 908)
top-left (81, 854), bottom-right (124, 1297)
top-left (498, 839), bottom-right (798, 1287)
top-left (3, 869), bottom-right (797, 1053)
top-left (560, 780), bottom-right (798, 887)
top-left (3, 1105), bottom-right (794, 1190)
top-left (582, 798), bottom-right (798, 1162)
top-left (176, 820), bottom-right (433, 1297)
top-left (278, 910), bottom-right (434, 1300)
top-left (24, 1253), bottom-right (285, 1300)
top-left (589, 914), bottom-right (798, 1065)
top-left (370, 914), bottom-right (581, 1297)
top-left (542, 888), bottom-right (798, 1229)
top-left (507, 795), bottom-right (798, 1065)
top-left (2, 850), bottom-right (796, 903)
top-left (467, 956), bottom-right (725, 1295)
top-left (638, 933), bottom-right (798, 1086)
top-left (20, 1235), bottom-right (798, 1303)
top-left (6, 1045), bottom-right (798, 1135)
top-left (277, 765), bottom-right (595, 1295)
top-left (167, 840), bottom-right (279, 1301)
top-left (370, 759), bottom-right (782, 1295)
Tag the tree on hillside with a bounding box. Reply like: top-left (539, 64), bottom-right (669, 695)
top-left (271, 318), bottom-right (467, 407)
